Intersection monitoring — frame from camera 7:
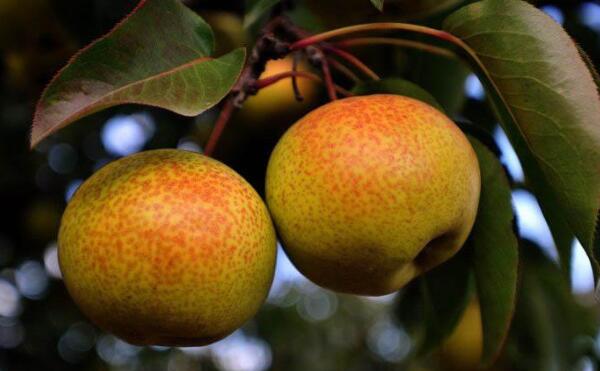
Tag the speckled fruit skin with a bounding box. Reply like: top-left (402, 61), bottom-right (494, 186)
top-left (266, 95), bottom-right (480, 296)
top-left (59, 149), bottom-right (277, 346)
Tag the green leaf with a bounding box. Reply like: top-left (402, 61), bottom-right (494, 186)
top-left (31, 0), bottom-right (246, 147)
top-left (351, 78), bottom-right (443, 111)
top-left (540, 196), bottom-right (574, 283)
top-left (407, 53), bottom-right (470, 117)
top-left (444, 0), bottom-right (600, 279)
top-left (506, 243), bottom-right (598, 370)
top-left (467, 136), bottom-right (519, 365)
top-left (392, 0), bottom-right (465, 20)
top-left (244, 0), bottom-right (281, 29)
top-left (396, 249), bottom-right (474, 355)
top-left (370, 0), bottom-right (384, 12)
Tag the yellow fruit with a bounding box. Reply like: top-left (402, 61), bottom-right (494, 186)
top-left (439, 299), bottom-right (483, 371)
top-left (239, 56), bottom-right (319, 126)
top-left (266, 95), bottom-right (480, 295)
top-left (200, 11), bottom-right (246, 56)
top-left (59, 149), bottom-right (277, 346)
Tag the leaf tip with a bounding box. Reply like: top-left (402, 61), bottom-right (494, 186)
top-left (370, 0), bottom-right (384, 12)
top-left (29, 110), bottom-right (46, 150)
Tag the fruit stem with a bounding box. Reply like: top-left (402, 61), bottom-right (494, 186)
top-left (272, 18), bottom-right (363, 99)
top-left (206, 21), bottom-right (473, 156)
top-left (255, 70), bottom-right (353, 97)
top-left (289, 23), bottom-right (517, 152)
top-left (323, 45), bottom-right (380, 80)
top-left (336, 37), bottom-right (457, 59)
top-left (320, 53), bottom-right (338, 100)
top-left (289, 23), bottom-right (460, 50)
top-left (204, 98), bottom-right (235, 157)
top-left (302, 45), bottom-right (338, 100)
top-left (327, 57), bottom-right (361, 83)
top-left (291, 52), bottom-right (303, 101)
top-left (203, 16), bottom-right (291, 157)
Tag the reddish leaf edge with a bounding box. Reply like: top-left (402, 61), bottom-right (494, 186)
top-left (31, 55), bottom-right (215, 148)
top-left (30, 0), bottom-right (152, 146)
top-left (30, 0), bottom-right (219, 149)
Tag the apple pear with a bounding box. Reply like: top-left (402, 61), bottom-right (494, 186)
top-left (438, 299), bottom-right (483, 371)
top-left (199, 11), bottom-right (246, 57)
top-left (59, 149), bottom-right (277, 346)
top-left (265, 95), bottom-right (480, 295)
top-left (239, 56), bottom-right (319, 127)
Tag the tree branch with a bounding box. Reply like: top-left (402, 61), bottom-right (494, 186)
top-left (203, 17), bottom-right (292, 157)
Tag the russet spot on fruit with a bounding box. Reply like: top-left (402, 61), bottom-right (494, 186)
top-left (58, 149), bottom-right (277, 346)
top-left (266, 94), bottom-right (481, 296)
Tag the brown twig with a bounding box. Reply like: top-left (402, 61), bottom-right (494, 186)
top-left (204, 17), bottom-right (387, 155)
top-left (303, 45), bottom-right (337, 100)
top-left (203, 17), bottom-right (291, 157)
top-left (230, 19), bottom-right (292, 107)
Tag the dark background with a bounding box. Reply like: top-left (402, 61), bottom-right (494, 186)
top-left (1, 1), bottom-right (600, 370)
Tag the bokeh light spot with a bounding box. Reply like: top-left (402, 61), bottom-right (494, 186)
top-left (575, 356), bottom-right (595, 371)
top-left (512, 190), bottom-right (557, 260)
top-left (579, 2), bottom-right (600, 32)
top-left (65, 179), bottom-right (83, 202)
top-left (267, 244), bottom-right (306, 305)
top-left (96, 335), bottom-right (142, 367)
top-left (464, 74), bottom-right (485, 101)
top-left (150, 345), bottom-right (171, 352)
top-left (210, 331), bottom-right (272, 371)
top-left (15, 261), bottom-right (49, 300)
top-left (177, 137), bottom-right (202, 153)
top-left (493, 126), bottom-right (525, 182)
top-left (541, 5), bottom-right (565, 25)
top-left (297, 290), bottom-right (338, 322)
top-left (44, 242), bottom-right (62, 279)
top-left (58, 322), bottom-right (96, 363)
top-left (367, 319), bottom-right (411, 363)
top-left (362, 292), bottom-right (398, 304)
top-left (48, 143), bottom-right (78, 174)
top-left (178, 345), bottom-right (210, 357)
top-left (101, 113), bottom-right (155, 157)
top-left (0, 280), bottom-right (21, 317)
top-left (0, 319), bottom-right (24, 349)
top-left (571, 239), bottom-right (594, 294)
